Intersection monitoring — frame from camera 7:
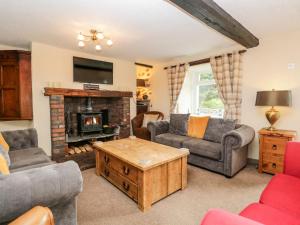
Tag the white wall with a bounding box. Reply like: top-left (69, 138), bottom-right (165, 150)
top-left (0, 44), bottom-right (33, 131)
top-left (150, 64), bottom-right (170, 118)
top-left (0, 43), bottom-right (136, 155)
top-left (242, 31), bottom-right (300, 159)
top-left (151, 31), bottom-right (300, 159)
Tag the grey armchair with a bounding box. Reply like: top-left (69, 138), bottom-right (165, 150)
top-left (0, 129), bottom-right (83, 225)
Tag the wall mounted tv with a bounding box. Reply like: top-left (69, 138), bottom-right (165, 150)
top-left (73, 57), bottom-right (113, 84)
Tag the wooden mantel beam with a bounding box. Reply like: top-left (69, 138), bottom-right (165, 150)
top-left (44, 87), bottom-right (133, 98)
top-left (168, 0), bottom-right (259, 48)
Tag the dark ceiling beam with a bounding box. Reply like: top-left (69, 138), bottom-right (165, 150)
top-left (168, 0), bottom-right (259, 48)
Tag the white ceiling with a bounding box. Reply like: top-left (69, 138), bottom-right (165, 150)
top-left (0, 0), bottom-right (299, 62)
top-left (214, 0), bottom-right (300, 38)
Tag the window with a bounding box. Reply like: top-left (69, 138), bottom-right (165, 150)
top-left (177, 63), bottom-right (224, 118)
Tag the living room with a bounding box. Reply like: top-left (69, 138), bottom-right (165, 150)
top-left (0, 1), bottom-right (299, 225)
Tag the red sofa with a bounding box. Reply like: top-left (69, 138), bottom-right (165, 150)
top-left (201, 141), bottom-right (300, 225)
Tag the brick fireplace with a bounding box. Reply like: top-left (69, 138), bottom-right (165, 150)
top-left (44, 87), bottom-right (133, 169)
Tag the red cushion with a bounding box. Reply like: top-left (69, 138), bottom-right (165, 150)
top-left (260, 173), bottom-right (300, 218)
top-left (201, 209), bottom-right (262, 225)
top-left (284, 142), bottom-right (300, 178)
top-left (240, 203), bottom-right (300, 225)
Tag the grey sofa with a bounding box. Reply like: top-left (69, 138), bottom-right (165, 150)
top-left (148, 118), bottom-right (255, 177)
top-left (0, 129), bottom-right (83, 225)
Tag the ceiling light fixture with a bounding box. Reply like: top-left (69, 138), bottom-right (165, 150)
top-left (77, 29), bottom-right (113, 51)
top-left (95, 45), bottom-right (102, 51)
top-left (78, 41), bottom-right (85, 48)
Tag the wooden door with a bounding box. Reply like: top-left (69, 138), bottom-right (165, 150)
top-left (0, 61), bottom-right (20, 118)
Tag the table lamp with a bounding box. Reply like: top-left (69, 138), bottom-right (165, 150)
top-left (255, 89), bottom-right (291, 131)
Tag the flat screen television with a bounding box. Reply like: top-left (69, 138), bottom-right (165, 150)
top-left (73, 56), bottom-right (113, 84)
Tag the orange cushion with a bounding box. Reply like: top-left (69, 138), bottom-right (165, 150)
top-left (188, 116), bottom-right (210, 139)
top-left (0, 154), bottom-right (9, 175)
top-left (0, 133), bottom-right (9, 151)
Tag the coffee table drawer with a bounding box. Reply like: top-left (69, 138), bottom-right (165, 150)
top-left (100, 165), bottom-right (138, 201)
top-left (101, 151), bottom-right (138, 184)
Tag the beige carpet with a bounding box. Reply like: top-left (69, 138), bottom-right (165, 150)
top-left (77, 165), bottom-right (271, 225)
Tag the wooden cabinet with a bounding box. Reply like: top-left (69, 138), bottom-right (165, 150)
top-left (0, 50), bottom-right (32, 120)
top-left (94, 138), bottom-right (188, 211)
top-left (258, 129), bottom-right (296, 174)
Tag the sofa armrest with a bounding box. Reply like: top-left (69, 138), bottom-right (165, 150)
top-left (284, 142), bottom-right (300, 178)
top-left (1, 128), bottom-right (38, 151)
top-left (147, 121), bottom-right (169, 141)
top-left (222, 125), bottom-right (255, 150)
top-left (200, 209), bottom-right (263, 225)
top-left (0, 161), bottom-right (83, 223)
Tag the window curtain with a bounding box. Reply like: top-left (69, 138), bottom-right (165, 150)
top-left (166, 64), bottom-right (188, 113)
top-left (210, 52), bottom-right (243, 122)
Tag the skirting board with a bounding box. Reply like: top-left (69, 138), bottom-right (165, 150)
top-left (248, 158), bottom-right (259, 166)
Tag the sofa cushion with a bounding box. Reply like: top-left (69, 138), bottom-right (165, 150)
top-left (201, 209), bottom-right (262, 225)
top-left (9, 148), bottom-right (51, 170)
top-left (240, 203), bottom-right (300, 225)
top-left (10, 161), bottom-right (55, 173)
top-left (204, 118), bottom-right (236, 143)
top-left (155, 133), bottom-right (191, 148)
top-left (187, 116), bottom-right (210, 139)
top-left (183, 138), bottom-right (222, 160)
top-left (1, 129), bottom-right (38, 151)
top-left (0, 153), bottom-right (10, 175)
top-left (260, 173), bottom-right (300, 218)
top-left (142, 114), bottom-right (159, 128)
top-left (0, 145), bottom-right (10, 166)
top-left (169, 113), bottom-right (189, 136)
top-left (0, 133), bottom-right (9, 151)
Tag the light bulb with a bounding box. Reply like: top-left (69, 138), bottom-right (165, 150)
top-left (95, 45), bottom-right (102, 51)
top-left (77, 33), bottom-right (84, 41)
top-left (78, 41), bottom-right (85, 47)
top-left (96, 32), bottom-right (104, 40)
top-left (107, 39), bottom-right (113, 46)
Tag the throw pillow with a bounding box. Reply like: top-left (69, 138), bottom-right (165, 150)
top-left (0, 145), bottom-right (10, 166)
top-left (0, 152), bottom-right (9, 175)
top-left (0, 133), bottom-right (9, 151)
top-left (142, 114), bottom-right (159, 128)
top-left (204, 118), bottom-right (236, 143)
top-left (187, 116), bottom-right (210, 139)
top-left (169, 113), bottom-right (190, 136)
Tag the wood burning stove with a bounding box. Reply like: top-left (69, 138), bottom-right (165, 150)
top-left (77, 112), bottom-right (103, 136)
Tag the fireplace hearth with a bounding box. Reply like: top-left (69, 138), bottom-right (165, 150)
top-left (44, 87), bottom-right (133, 170)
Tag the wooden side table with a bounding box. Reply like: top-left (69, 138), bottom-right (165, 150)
top-left (258, 129), bottom-right (296, 174)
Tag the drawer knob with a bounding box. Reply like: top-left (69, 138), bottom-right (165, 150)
top-left (123, 166), bottom-right (130, 175)
top-left (272, 145), bottom-right (277, 150)
top-left (122, 181), bottom-right (130, 191)
top-left (104, 155), bottom-right (110, 164)
top-left (272, 163), bottom-right (277, 168)
top-left (104, 169), bottom-right (110, 177)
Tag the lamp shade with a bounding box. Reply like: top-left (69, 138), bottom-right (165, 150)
top-left (136, 79), bottom-right (146, 87)
top-left (255, 90), bottom-right (292, 107)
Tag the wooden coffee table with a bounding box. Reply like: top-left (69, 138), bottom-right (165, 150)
top-left (94, 138), bottom-right (189, 212)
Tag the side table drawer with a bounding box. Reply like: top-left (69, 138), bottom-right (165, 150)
top-left (262, 152), bottom-right (284, 162)
top-left (100, 165), bottom-right (138, 201)
top-left (262, 160), bottom-right (283, 174)
top-left (263, 136), bottom-right (288, 154)
top-left (100, 151), bottom-right (138, 184)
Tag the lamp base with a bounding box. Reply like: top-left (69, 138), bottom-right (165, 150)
top-left (265, 106), bottom-right (280, 131)
top-left (265, 126), bottom-right (277, 131)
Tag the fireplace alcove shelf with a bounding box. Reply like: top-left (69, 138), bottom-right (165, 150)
top-left (44, 87), bottom-right (133, 170)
